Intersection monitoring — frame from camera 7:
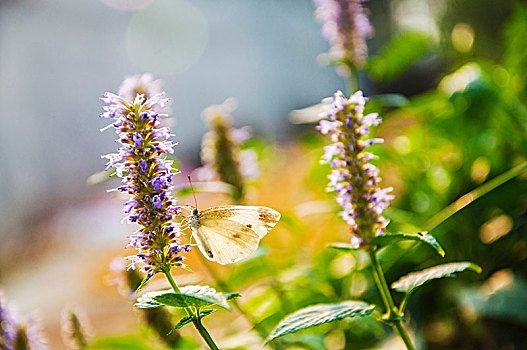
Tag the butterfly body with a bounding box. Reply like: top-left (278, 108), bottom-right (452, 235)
top-left (188, 205), bottom-right (280, 265)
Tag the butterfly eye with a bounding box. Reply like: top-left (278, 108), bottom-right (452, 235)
top-left (192, 208), bottom-right (199, 216)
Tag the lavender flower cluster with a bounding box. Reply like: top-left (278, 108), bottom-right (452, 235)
top-left (0, 292), bottom-right (47, 350)
top-left (100, 88), bottom-right (189, 275)
top-left (314, 0), bottom-right (374, 67)
top-left (198, 98), bottom-right (259, 202)
top-left (317, 90), bottom-right (394, 248)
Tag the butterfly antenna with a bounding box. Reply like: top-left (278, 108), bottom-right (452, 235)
top-left (188, 175), bottom-right (198, 210)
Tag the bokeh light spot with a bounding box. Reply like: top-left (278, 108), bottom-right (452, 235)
top-left (411, 191), bottom-right (430, 213)
top-left (428, 165), bottom-right (450, 192)
top-left (126, 0), bottom-right (208, 75)
top-left (470, 156), bottom-right (490, 183)
top-left (324, 329), bottom-right (346, 350)
top-left (438, 63), bottom-right (481, 95)
top-left (393, 135), bottom-right (411, 154)
top-left (480, 269), bottom-right (513, 296)
top-left (451, 23), bottom-right (475, 53)
top-left (330, 254), bottom-right (355, 279)
top-left (480, 214), bottom-right (513, 244)
top-left (493, 66), bottom-right (510, 87)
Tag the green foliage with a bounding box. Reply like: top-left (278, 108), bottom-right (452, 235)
top-left (170, 309), bottom-right (217, 333)
top-left (266, 302), bottom-right (375, 343)
top-left (370, 232), bottom-right (445, 257)
top-left (366, 31), bottom-right (435, 81)
top-left (135, 273), bottom-right (154, 294)
top-left (135, 286), bottom-right (239, 311)
top-left (391, 262), bottom-right (482, 294)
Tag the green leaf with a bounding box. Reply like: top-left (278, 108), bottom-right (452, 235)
top-left (327, 242), bottom-right (360, 252)
top-left (366, 31), bottom-right (434, 81)
top-left (168, 309), bottom-right (218, 334)
top-left (135, 285), bottom-right (235, 311)
top-left (135, 273), bottom-right (154, 294)
top-left (370, 232), bottom-right (445, 257)
top-left (391, 262), bottom-right (482, 294)
top-left (170, 316), bottom-right (193, 332)
top-left (266, 301), bottom-right (375, 343)
top-left (199, 309), bottom-right (218, 318)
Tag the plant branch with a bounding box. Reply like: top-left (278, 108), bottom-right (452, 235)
top-left (162, 267), bottom-right (219, 350)
top-left (368, 250), bottom-right (416, 350)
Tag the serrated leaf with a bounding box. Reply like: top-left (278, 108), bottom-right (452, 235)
top-left (134, 294), bottom-right (164, 309)
top-left (266, 301), bottom-right (375, 343)
top-left (327, 242), bottom-right (360, 252)
top-left (370, 232), bottom-right (445, 257)
top-left (135, 273), bottom-right (154, 294)
top-left (392, 262), bottom-right (482, 294)
top-left (135, 285), bottom-right (234, 311)
top-left (168, 309), bottom-right (218, 334)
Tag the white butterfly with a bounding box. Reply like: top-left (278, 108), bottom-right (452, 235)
top-left (186, 205), bottom-right (281, 265)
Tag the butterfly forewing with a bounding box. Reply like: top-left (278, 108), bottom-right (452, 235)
top-left (191, 206), bottom-right (281, 264)
top-left (199, 206), bottom-right (281, 238)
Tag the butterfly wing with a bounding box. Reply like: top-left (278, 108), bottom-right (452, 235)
top-left (199, 206), bottom-right (281, 238)
top-left (193, 206), bottom-right (281, 265)
top-left (193, 218), bottom-right (261, 264)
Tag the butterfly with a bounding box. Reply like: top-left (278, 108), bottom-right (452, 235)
top-left (186, 205), bottom-right (281, 265)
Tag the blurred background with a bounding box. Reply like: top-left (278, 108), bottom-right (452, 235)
top-left (1, 0), bottom-right (526, 349)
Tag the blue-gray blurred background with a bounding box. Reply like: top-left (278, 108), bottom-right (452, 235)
top-left (0, 0), bottom-right (345, 242)
top-left (1, 0), bottom-right (521, 348)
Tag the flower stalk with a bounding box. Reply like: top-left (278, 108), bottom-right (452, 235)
top-left (318, 91), bottom-right (415, 349)
top-left (100, 86), bottom-right (218, 349)
top-left (317, 90), bottom-right (394, 249)
top-left (369, 251), bottom-right (416, 350)
top-left (161, 267), bottom-right (219, 350)
top-left (198, 99), bottom-right (259, 203)
top-left (314, 0), bottom-right (374, 73)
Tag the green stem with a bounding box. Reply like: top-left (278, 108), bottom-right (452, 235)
top-left (162, 268), bottom-right (220, 350)
top-left (424, 161), bottom-right (527, 232)
top-left (348, 63), bottom-right (360, 93)
top-left (198, 254), bottom-right (284, 349)
top-left (399, 294), bottom-right (410, 315)
top-left (368, 251), bottom-right (416, 350)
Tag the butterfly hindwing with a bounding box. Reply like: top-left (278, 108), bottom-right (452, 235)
top-left (194, 217), bottom-right (260, 264)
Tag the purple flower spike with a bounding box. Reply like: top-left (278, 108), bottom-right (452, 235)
top-left (197, 98), bottom-right (259, 202)
top-left (100, 78), bottom-right (187, 274)
top-left (317, 90), bottom-right (393, 249)
top-left (313, 0), bottom-right (374, 67)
